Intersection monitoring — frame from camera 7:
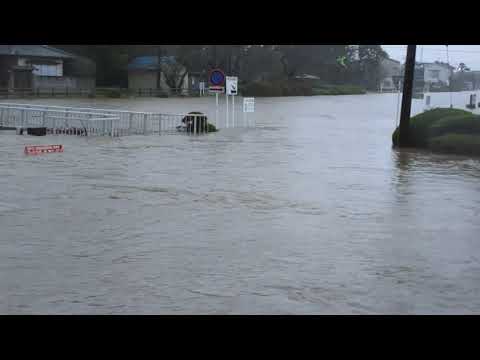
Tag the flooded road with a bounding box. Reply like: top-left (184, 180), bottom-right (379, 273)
top-left (1, 94), bottom-right (480, 314)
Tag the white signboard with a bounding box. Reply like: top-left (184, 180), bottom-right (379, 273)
top-left (243, 97), bottom-right (255, 113)
top-left (226, 76), bottom-right (238, 96)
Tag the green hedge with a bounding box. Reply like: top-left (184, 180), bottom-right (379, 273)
top-left (312, 85), bottom-right (366, 96)
top-left (392, 107), bottom-right (480, 155)
top-left (428, 115), bottom-right (480, 137)
top-left (242, 80), bottom-right (365, 97)
top-left (428, 134), bottom-right (480, 155)
top-left (392, 108), bottom-right (472, 147)
top-left (242, 80), bottom-right (312, 97)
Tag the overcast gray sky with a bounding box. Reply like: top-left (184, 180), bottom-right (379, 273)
top-left (382, 45), bottom-right (480, 70)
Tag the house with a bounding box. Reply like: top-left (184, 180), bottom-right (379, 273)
top-left (417, 62), bottom-right (454, 91)
top-left (379, 58), bottom-right (401, 91)
top-left (127, 56), bottom-right (189, 94)
top-left (451, 70), bottom-right (480, 91)
top-left (398, 61), bottom-right (454, 92)
top-left (0, 45), bottom-right (96, 91)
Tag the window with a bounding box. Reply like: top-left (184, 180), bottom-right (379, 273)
top-left (32, 63), bottom-right (63, 77)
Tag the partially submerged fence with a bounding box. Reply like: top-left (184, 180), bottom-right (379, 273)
top-left (0, 102), bottom-right (253, 137)
top-left (0, 105), bottom-right (121, 136)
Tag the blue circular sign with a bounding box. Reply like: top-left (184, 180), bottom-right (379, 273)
top-left (209, 69), bottom-right (225, 86)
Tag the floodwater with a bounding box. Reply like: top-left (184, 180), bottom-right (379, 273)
top-left (1, 93), bottom-right (480, 314)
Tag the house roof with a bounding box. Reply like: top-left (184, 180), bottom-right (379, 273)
top-left (416, 61), bottom-right (455, 70)
top-left (382, 58), bottom-right (400, 64)
top-left (0, 45), bottom-right (76, 58)
top-left (127, 56), bottom-right (177, 70)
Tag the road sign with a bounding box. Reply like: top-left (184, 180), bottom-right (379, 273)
top-left (209, 86), bottom-right (225, 94)
top-left (25, 145), bottom-right (64, 155)
top-left (209, 69), bottom-right (226, 87)
top-left (226, 76), bottom-right (238, 96)
top-left (243, 98), bottom-right (255, 113)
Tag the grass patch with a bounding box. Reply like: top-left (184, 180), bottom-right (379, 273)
top-left (428, 134), bottom-right (480, 155)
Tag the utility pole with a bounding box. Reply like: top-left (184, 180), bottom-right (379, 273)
top-left (157, 46), bottom-right (162, 90)
top-left (214, 45), bottom-right (218, 68)
top-left (399, 45), bottom-right (417, 147)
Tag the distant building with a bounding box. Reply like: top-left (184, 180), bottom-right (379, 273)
top-left (421, 62), bottom-right (454, 90)
top-left (451, 70), bottom-right (480, 91)
top-left (380, 58), bottom-right (401, 91)
top-left (0, 45), bottom-right (96, 91)
top-left (127, 56), bottom-right (189, 94)
top-left (398, 61), bottom-right (455, 92)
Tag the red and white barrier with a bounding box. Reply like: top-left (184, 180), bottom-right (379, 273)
top-left (24, 145), bottom-right (64, 155)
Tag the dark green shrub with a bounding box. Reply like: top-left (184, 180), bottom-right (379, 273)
top-left (428, 114), bottom-right (480, 137)
top-left (410, 108), bottom-right (472, 146)
top-left (392, 107), bottom-right (479, 148)
top-left (243, 81), bottom-right (283, 97)
top-left (428, 134), bottom-right (480, 155)
top-left (392, 108), bottom-right (472, 147)
top-left (207, 123), bottom-right (218, 132)
top-left (312, 84), bottom-right (366, 96)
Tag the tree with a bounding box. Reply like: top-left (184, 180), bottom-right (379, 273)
top-left (357, 45), bottom-right (388, 90)
top-left (458, 62), bottom-right (471, 72)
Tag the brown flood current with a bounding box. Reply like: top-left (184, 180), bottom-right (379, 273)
top-left (1, 93), bottom-right (480, 314)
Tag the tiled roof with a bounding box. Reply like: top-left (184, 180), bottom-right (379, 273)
top-left (0, 45), bottom-right (74, 58)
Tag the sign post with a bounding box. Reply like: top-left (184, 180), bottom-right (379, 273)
top-left (209, 69), bottom-right (226, 128)
top-left (226, 76), bottom-right (238, 128)
top-left (226, 91), bottom-right (229, 128)
top-left (243, 97), bottom-right (255, 127)
top-left (215, 93), bottom-right (219, 128)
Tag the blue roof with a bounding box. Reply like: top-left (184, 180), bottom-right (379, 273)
top-left (128, 56), bottom-right (177, 70)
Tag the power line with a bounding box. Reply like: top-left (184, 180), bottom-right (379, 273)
top-left (382, 46), bottom-right (480, 54)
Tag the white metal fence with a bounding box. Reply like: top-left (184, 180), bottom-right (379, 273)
top-left (0, 102), bottom-right (249, 136)
top-left (0, 105), bottom-right (120, 136)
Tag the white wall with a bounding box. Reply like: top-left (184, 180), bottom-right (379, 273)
top-left (424, 64), bottom-right (451, 85)
top-left (33, 76), bottom-right (95, 89)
